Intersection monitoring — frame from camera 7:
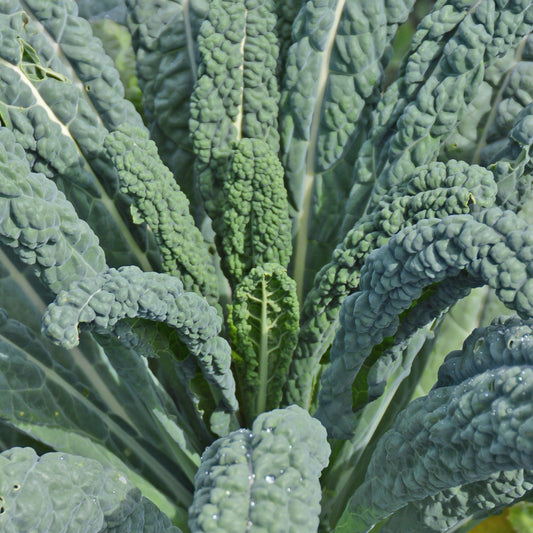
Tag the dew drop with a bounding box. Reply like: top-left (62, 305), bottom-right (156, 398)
top-left (287, 487), bottom-right (292, 493)
top-left (247, 520), bottom-right (253, 527)
top-left (250, 500), bottom-right (256, 507)
top-left (212, 513), bottom-right (219, 520)
top-left (248, 473), bottom-right (256, 481)
top-left (265, 475), bottom-right (275, 484)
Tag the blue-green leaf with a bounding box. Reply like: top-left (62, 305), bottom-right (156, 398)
top-left (188, 405), bottom-right (330, 533)
top-left (0, 447), bottom-right (180, 532)
top-left (337, 317), bottom-right (533, 532)
top-left (317, 207), bottom-right (533, 438)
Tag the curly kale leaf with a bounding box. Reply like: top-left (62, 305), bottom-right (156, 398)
top-left (190, 0), bottom-right (280, 234)
top-left (345, 0), bottom-right (533, 231)
top-left (126, 0), bottom-right (208, 205)
top-left (221, 139), bottom-right (292, 287)
top-left (441, 31), bottom-right (533, 166)
top-left (104, 125), bottom-right (218, 303)
top-left (41, 266), bottom-right (239, 417)
top-left (188, 405), bottom-right (330, 533)
top-left (337, 317), bottom-right (533, 532)
top-left (0, 0), bottom-right (159, 270)
top-left (285, 159), bottom-right (497, 408)
top-left (486, 102), bottom-right (533, 214)
top-left (228, 264), bottom-right (299, 424)
top-left (316, 207), bottom-right (533, 438)
top-left (0, 447), bottom-right (180, 532)
top-left (0, 127), bottom-right (106, 294)
top-left (280, 0), bottom-right (416, 294)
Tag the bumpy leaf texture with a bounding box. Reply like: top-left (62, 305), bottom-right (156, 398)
top-left (317, 207), bottom-right (533, 438)
top-left (0, 447), bottom-right (180, 532)
top-left (41, 266), bottom-right (239, 417)
top-left (344, 0), bottom-right (533, 231)
top-left (0, 127), bottom-right (107, 294)
top-left (0, 0), bottom-right (160, 271)
top-left (0, 306), bottom-right (195, 520)
top-left (221, 139), bottom-right (292, 287)
top-left (228, 263), bottom-right (299, 424)
top-left (337, 316), bottom-right (533, 532)
top-left (285, 159), bottom-right (497, 407)
top-left (105, 125), bottom-right (218, 302)
top-left (188, 405), bottom-right (330, 533)
top-left (441, 31), bottom-right (533, 165)
top-left (190, 0), bottom-right (281, 234)
top-left (126, 0), bottom-right (208, 206)
top-left (280, 0), bottom-right (416, 292)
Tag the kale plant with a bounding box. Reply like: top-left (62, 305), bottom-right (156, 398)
top-left (0, 0), bottom-right (532, 531)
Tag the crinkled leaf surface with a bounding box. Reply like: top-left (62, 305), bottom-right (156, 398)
top-left (188, 405), bottom-right (330, 533)
top-left (0, 447), bottom-right (180, 532)
top-left (228, 263), bottom-right (299, 424)
top-left (280, 0), bottom-right (416, 295)
top-left (286, 159), bottom-right (497, 408)
top-left (317, 207), bottom-right (533, 438)
top-left (0, 0), bottom-right (160, 271)
top-left (337, 316), bottom-right (533, 532)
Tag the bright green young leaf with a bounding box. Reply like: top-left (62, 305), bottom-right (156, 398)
top-left (228, 263), bottom-right (299, 424)
top-left (190, 0), bottom-right (280, 234)
top-left (508, 501), bottom-right (533, 532)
